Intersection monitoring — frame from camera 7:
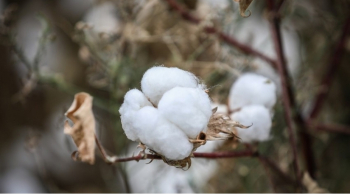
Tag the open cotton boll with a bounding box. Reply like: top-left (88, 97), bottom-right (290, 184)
top-left (119, 89), bottom-right (152, 114)
top-left (230, 105), bottom-right (272, 143)
top-left (229, 73), bottom-right (277, 111)
top-left (83, 2), bottom-right (122, 35)
top-left (141, 66), bottom-right (200, 105)
top-left (158, 87), bottom-right (212, 139)
top-left (133, 106), bottom-right (193, 160)
top-left (119, 89), bottom-right (152, 141)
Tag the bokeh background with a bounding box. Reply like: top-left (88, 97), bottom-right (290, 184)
top-left (1, 0), bottom-right (350, 192)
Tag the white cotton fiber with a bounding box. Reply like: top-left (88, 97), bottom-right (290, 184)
top-left (119, 89), bottom-right (152, 141)
top-left (158, 87), bottom-right (212, 139)
top-left (211, 103), bottom-right (228, 114)
top-left (83, 2), bottom-right (122, 35)
top-left (141, 66), bottom-right (199, 105)
top-left (229, 73), bottom-right (277, 111)
top-left (230, 105), bottom-right (272, 143)
top-left (132, 106), bottom-right (193, 160)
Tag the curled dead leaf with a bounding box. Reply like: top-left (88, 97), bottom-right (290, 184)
top-left (64, 92), bottom-right (96, 165)
top-left (234, 0), bottom-right (253, 18)
top-left (302, 172), bottom-right (329, 193)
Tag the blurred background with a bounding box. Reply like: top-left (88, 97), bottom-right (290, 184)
top-left (0, 0), bottom-right (350, 192)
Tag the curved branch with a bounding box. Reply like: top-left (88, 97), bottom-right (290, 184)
top-left (165, 0), bottom-right (277, 68)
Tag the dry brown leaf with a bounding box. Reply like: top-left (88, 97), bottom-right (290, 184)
top-left (302, 172), bottom-right (329, 193)
top-left (234, 0), bottom-right (253, 18)
top-left (64, 92), bottom-right (96, 164)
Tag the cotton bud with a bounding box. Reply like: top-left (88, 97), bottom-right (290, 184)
top-left (158, 87), bottom-right (212, 139)
top-left (141, 66), bottom-right (200, 105)
top-left (229, 73), bottom-right (276, 111)
top-left (230, 105), bottom-right (272, 143)
top-left (133, 106), bottom-right (193, 160)
top-left (119, 89), bottom-right (152, 141)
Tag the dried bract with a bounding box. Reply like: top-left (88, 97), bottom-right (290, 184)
top-left (234, 0), bottom-right (254, 18)
top-left (206, 107), bottom-right (244, 141)
top-left (64, 92), bottom-right (96, 164)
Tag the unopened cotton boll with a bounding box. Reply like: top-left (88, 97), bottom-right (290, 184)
top-left (119, 89), bottom-right (152, 141)
top-left (158, 87), bottom-right (212, 139)
top-left (229, 73), bottom-right (277, 111)
top-left (230, 105), bottom-right (272, 143)
top-left (133, 106), bottom-right (193, 160)
top-left (141, 66), bottom-right (199, 105)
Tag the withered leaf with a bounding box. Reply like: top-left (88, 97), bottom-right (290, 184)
top-left (234, 0), bottom-right (253, 18)
top-left (302, 172), bottom-right (329, 193)
top-left (64, 92), bottom-right (96, 164)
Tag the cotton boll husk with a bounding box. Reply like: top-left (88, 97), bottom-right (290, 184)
top-left (229, 73), bottom-right (277, 111)
top-left (230, 105), bottom-right (272, 143)
top-left (119, 89), bottom-right (152, 141)
top-left (158, 87), bottom-right (212, 139)
top-left (133, 106), bottom-right (193, 160)
top-left (141, 66), bottom-right (200, 105)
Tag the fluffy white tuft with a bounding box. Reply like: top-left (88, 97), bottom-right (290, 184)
top-left (141, 66), bottom-right (199, 105)
top-left (133, 106), bottom-right (193, 160)
top-left (119, 89), bottom-right (152, 141)
top-left (120, 67), bottom-right (212, 160)
top-left (230, 105), bottom-right (272, 143)
top-left (158, 87), bottom-right (212, 139)
top-left (229, 73), bottom-right (277, 111)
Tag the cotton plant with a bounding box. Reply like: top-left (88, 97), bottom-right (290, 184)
top-left (229, 73), bottom-right (277, 143)
top-left (119, 66), bottom-right (242, 168)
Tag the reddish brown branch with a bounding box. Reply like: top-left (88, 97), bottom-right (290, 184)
top-left (113, 150), bottom-right (255, 164)
top-left (165, 0), bottom-right (277, 68)
top-left (193, 150), bottom-right (255, 158)
top-left (301, 15), bottom-right (350, 178)
top-left (309, 15), bottom-right (350, 119)
top-left (116, 153), bottom-right (161, 163)
top-left (265, 0), bottom-right (300, 179)
top-left (307, 121), bottom-right (350, 135)
top-left (94, 135), bottom-right (298, 188)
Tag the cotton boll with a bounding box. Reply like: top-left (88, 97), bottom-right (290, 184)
top-left (229, 73), bottom-right (277, 111)
top-left (141, 66), bottom-right (199, 105)
top-left (158, 87), bottom-right (212, 139)
top-left (133, 106), bottom-right (193, 160)
top-left (119, 89), bottom-right (152, 141)
top-left (119, 89), bottom-right (152, 114)
top-left (228, 14), bottom-right (301, 94)
top-left (83, 2), bottom-right (122, 35)
top-left (230, 105), bottom-right (272, 143)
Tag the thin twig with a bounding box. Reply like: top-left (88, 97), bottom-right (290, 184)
top-left (302, 14), bottom-right (350, 178)
top-left (164, 0), bottom-right (277, 68)
top-left (309, 15), bottom-right (350, 119)
top-left (307, 121), bottom-right (350, 135)
top-left (10, 35), bottom-right (32, 73)
top-left (265, 0), bottom-right (300, 180)
top-left (193, 150), bottom-right (255, 158)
